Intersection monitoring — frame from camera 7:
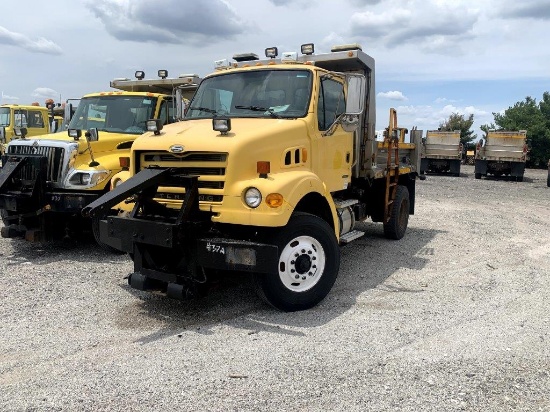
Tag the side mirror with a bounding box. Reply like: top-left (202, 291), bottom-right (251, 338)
top-left (175, 88), bottom-right (184, 120)
top-left (0, 126), bottom-right (5, 143)
top-left (86, 128), bottom-right (99, 142)
top-left (345, 74), bottom-right (366, 115)
top-left (341, 74), bottom-right (366, 133)
top-left (14, 127), bottom-right (28, 139)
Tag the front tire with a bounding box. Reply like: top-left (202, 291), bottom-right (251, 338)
top-left (383, 185), bottom-right (409, 240)
top-left (254, 213), bottom-right (340, 312)
top-left (475, 173), bottom-right (482, 179)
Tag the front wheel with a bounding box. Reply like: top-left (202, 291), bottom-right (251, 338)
top-left (254, 213), bottom-right (340, 312)
top-left (475, 173), bottom-right (482, 179)
top-left (383, 185), bottom-right (409, 240)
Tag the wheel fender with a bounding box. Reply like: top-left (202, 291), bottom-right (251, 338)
top-left (217, 171), bottom-right (336, 229)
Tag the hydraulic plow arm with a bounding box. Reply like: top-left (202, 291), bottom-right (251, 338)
top-left (82, 167), bottom-right (174, 218)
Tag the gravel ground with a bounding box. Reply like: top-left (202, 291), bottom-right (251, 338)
top-left (1, 165), bottom-right (549, 412)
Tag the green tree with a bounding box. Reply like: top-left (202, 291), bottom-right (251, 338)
top-left (439, 113), bottom-right (477, 145)
top-left (489, 95), bottom-right (550, 168)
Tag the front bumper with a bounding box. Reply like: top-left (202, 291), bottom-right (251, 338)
top-left (99, 216), bottom-right (279, 275)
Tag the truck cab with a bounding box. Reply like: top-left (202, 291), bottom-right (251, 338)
top-left (0, 105), bottom-right (51, 150)
top-left (0, 72), bottom-right (201, 243)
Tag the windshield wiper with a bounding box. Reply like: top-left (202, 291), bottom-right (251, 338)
top-left (234, 105), bottom-right (282, 119)
top-left (188, 106), bottom-right (218, 115)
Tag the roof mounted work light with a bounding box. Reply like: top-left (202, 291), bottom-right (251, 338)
top-left (135, 70), bottom-right (145, 80)
top-left (158, 69), bottom-right (168, 79)
top-left (233, 53), bottom-right (259, 62)
top-left (265, 47), bottom-right (278, 59)
top-left (301, 43), bottom-right (315, 55)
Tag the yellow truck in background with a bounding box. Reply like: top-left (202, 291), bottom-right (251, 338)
top-left (420, 130), bottom-right (462, 176)
top-left (0, 71), bottom-right (201, 245)
top-left (84, 43), bottom-right (422, 311)
top-left (0, 103), bottom-right (72, 154)
top-left (475, 130), bottom-right (528, 181)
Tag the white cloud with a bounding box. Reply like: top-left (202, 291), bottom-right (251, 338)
top-left (349, 0), bottom-right (479, 55)
top-left (87, 0), bottom-right (248, 45)
top-left (31, 88), bottom-right (59, 100)
top-left (1, 92), bottom-right (19, 101)
top-left (0, 26), bottom-right (62, 55)
top-left (434, 97), bottom-right (459, 104)
top-left (377, 91), bottom-right (408, 101)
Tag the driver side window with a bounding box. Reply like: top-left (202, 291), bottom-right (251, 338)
top-left (317, 79), bottom-right (345, 131)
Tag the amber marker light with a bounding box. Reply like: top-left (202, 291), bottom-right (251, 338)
top-left (266, 193), bottom-right (284, 208)
top-left (257, 161), bottom-right (270, 178)
top-left (119, 157), bottom-right (130, 169)
top-left (302, 148), bottom-right (308, 162)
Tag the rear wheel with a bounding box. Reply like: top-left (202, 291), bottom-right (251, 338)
top-left (383, 185), bottom-right (409, 240)
top-left (254, 213), bottom-right (340, 312)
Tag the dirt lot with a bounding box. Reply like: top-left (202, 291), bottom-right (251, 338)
top-left (1, 165), bottom-right (549, 411)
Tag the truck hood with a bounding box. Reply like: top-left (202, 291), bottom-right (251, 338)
top-left (8, 131), bottom-right (136, 154)
top-left (131, 118), bottom-right (310, 154)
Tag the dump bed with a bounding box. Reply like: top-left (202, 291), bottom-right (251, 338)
top-left (483, 130), bottom-right (527, 162)
top-left (422, 130), bottom-right (461, 159)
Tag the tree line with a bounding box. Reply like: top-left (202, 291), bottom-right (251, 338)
top-left (438, 92), bottom-right (550, 168)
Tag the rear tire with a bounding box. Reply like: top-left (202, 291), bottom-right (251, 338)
top-left (475, 173), bottom-right (482, 179)
top-left (253, 213), bottom-right (340, 312)
top-left (383, 185), bottom-right (409, 240)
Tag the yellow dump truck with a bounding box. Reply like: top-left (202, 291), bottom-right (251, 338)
top-left (420, 130), bottom-right (462, 176)
top-left (475, 130), bottom-right (528, 181)
top-left (84, 43), bottom-right (422, 311)
top-left (0, 71), bottom-right (200, 244)
top-left (0, 103), bottom-right (71, 154)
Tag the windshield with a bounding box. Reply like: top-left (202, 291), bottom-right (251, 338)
top-left (186, 69), bottom-right (312, 119)
top-left (0, 108), bottom-right (10, 126)
top-left (68, 95), bottom-right (158, 134)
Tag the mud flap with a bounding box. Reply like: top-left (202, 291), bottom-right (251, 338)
top-left (450, 159), bottom-right (461, 175)
top-left (510, 162), bottom-right (525, 178)
top-left (474, 159), bottom-right (487, 175)
top-left (420, 158), bottom-right (428, 174)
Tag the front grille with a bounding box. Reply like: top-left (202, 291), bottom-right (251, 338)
top-left (7, 145), bottom-right (65, 183)
top-left (139, 151), bottom-right (228, 204)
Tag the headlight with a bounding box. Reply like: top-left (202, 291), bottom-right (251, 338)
top-left (65, 170), bottom-right (111, 189)
top-left (244, 187), bottom-right (262, 208)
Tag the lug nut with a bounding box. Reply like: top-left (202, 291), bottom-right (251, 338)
top-left (295, 275), bottom-right (299, 279)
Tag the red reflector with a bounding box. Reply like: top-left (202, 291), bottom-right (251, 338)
top-left (119, 157), bottom-right (130, 168)
top-left (257, 161), bottom-right (270, 174)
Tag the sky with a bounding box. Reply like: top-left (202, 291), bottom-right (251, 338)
top-left (1, 0), bottom-right (550, 139)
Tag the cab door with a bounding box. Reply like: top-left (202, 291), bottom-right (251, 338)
top-left (312, 76), bottom-right (353, 192)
